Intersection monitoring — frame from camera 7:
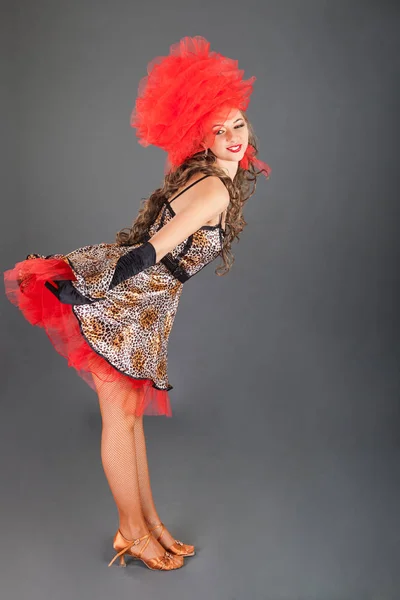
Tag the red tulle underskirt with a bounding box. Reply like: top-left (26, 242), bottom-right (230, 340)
top-left (3, 257), bottom-right (172, 417)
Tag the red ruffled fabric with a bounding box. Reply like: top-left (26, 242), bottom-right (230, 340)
top-left (239, 144), bottom-right (271, 179)
top-left (131, 35), bottom-right (257, 169)
top-left (3, 257), bottom-right (172, 417)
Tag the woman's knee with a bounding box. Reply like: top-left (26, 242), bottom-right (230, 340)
top-left (93, 377), bottom-right (140, 427)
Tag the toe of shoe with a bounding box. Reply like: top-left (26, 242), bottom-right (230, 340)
top-left (170, 541), bottom-right (195, 556)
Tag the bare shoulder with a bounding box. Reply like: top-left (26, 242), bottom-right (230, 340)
top-left (189, 173), bottom-right (230, 207)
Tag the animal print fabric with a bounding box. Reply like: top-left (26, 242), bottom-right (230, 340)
top-left (57, 200), bottom-right (224, 392)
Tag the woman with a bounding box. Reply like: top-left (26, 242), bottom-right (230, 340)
top-left (3, 36), bottom-right (271, 572)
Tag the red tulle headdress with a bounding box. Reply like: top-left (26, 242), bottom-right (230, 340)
top-left (131, 35), bottom-right (271, 178)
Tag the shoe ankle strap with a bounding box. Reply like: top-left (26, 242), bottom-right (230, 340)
top-left (119, 528), bottom-right (150, 543)
top-left (149, 522), bottom-right (165, 540)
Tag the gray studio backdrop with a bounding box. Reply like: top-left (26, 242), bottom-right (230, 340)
top-left (1, 2), bottom-right (399, 600)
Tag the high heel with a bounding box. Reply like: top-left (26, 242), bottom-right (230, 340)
top-left (149, 522), bottom-right (195, 557)
top-left (108, 528), bottom-right (184, 570)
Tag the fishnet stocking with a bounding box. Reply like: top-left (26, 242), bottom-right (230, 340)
top-left (93, 374), bottom-right (181, 564)
top-left (133, 412), bottom-right (178, 549)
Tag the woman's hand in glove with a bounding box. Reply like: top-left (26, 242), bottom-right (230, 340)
top-left (44, 280), bottom-right (97, 305)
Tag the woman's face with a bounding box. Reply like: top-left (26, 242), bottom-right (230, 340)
top-left (205, 108), bottom-right (249, 163)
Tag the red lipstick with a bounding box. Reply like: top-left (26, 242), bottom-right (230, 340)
top-left (226, 144), bottom-right (242, 153)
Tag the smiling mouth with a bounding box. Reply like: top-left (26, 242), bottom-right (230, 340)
top-left (226, 144), bottom-right (242, 152)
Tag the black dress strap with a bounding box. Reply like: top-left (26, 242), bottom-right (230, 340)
top-left (168, 175), bottom-right (210, 205)
top-left (167, 173), bottom-right (226, 233)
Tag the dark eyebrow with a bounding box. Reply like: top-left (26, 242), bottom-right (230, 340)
top-left (212, 117), bottom-right (244, 128)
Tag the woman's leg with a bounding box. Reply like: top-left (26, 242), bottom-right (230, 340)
top-left (93, 374), bottom-right (181, 562)
top-left (133, 412), bottom-right (179, 548)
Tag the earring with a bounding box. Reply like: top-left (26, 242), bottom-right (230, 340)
top-left (203, 147), bottom-right (208, 157)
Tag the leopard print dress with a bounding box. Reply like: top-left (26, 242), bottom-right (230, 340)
top-left (48, 175), bottom-right (226, 393)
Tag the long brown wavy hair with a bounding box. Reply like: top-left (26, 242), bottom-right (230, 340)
top-left (115, 112), bottom-right (267, 276)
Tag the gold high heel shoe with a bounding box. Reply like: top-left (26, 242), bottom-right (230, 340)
top-left (149, 522), bottom-right (195, 557)
top-left (108, 528), bottom-right (185, 570)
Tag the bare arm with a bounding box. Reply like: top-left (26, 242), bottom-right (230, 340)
top-left (148, 176), bottom-right (229, 262)
top-left (106, 176), bottom-right (229, 291)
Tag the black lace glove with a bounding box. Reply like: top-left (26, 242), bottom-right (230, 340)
top-left (108, 241), bottom-right (156, 291)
